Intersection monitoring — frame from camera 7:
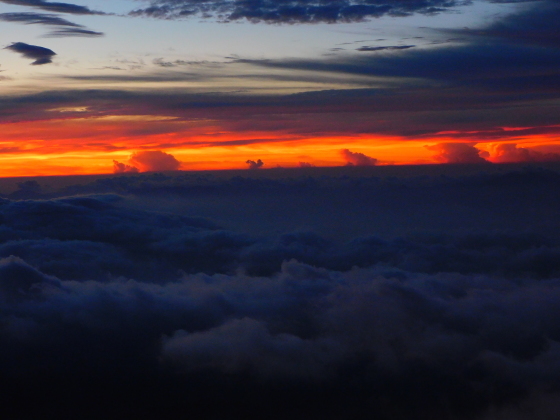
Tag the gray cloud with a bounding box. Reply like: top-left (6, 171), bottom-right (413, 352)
top-left (357, 45), bottom-right (415, 51)
top-left (44, 27), bottom-right (104, 37)
top-left (446, 0), bottom-right (560, 48)
top-left (4, 42), bottom-right (55, 65)
top-left (0, 168), bottom-right (559, 417)
top-left (0, 11), bottom-right (81, 26)
top-left (129, 0), bottom-right (472, 23)
top-left (0, 12), bottom-right (103, 38)
top-left (0, 0), bottom-right (105, 15)
top-left (0, 11), bottom-right (104, 37)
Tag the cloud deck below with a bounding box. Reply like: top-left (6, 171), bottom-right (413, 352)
top-left (1, 165), bottom-right (560, 419)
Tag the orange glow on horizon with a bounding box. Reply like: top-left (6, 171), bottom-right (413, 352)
top-left (0, 115), bottom-right (559, 177)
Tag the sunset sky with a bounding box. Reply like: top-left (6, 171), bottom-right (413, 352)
top-left (1, 0), bottom-right (560, 175)
top-left (3, 2), bottom-right (560, 417)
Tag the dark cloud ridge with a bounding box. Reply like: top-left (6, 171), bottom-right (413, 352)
top-left (0, 11), bottom-right (104, 36)
top-left (130, 0), bottom-right (471, 23)
top-left (0, 11), bottom-right (81, 26)
top-left (0, 0), bottom-right (105, 15)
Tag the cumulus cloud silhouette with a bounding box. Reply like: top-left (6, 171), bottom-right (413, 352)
top-left (340, 148), bottom-right (377, 166)
top-left (488, 143), bottom-right (560, 163)
top-left (246, 159), bottom-right (264, 169)
top-left (4, 42), bottom-right (55, 65)
top-left (113, 160), bottom-right (139, 174)
top-left (128, 150), bottom-right (182, 172)
top-left (426, 142), bottom-right (489, 164)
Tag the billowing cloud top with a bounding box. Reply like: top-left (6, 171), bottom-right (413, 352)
top-left (129, 150), bottom-right (182, 172)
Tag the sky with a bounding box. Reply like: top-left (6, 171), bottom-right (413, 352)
top-left (2, 3), bottom-right (560, 419)
top-left (0, 0), bottom-right (560, 175)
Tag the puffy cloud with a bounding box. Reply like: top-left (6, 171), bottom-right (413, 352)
top-left (162, 317), bottom-right (343, 379)
top-left (340, 148), bottom-right (377, 166)
top-left (4, 42), bottom-right (55, 65)
top-left (0, 169), bottom-right (559, 417)
top-left (2, 256), bottom-right (560, 418)
top-left (246, 159), bottom-right (264, 169)
top-left (426, 142), bottom-right (489, 164)
top-left (113, 160), bottom-right (139, 174)
top-left (128, 150), bottom-right (182, 172)
top-left (487, 143), bottom-right (560, 163)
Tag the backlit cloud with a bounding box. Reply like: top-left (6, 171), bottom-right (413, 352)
top-left (340, 149), bottom-right (377, 166)
top-left (246, 159), bottom-right (264, 169)
top-left (113, 160), bottom-right (139, 174)
top-left (128, 150), bottom-right (182, 172)
top-left (426, 143), bottom-right (489, 164)
top-left (487, 143), bottom-right (560, 163)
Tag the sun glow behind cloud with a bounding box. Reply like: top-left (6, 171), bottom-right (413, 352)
top-left (0, 110), bottom-right (559, 176)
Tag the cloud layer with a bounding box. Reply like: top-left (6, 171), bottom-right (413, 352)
top-left (130, 0), bottom-right (468, 23)
top-left (0, 167), bottom-right (560, 417)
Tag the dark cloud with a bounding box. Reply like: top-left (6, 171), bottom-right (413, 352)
top-left (240, 41), bottom-right (560, 86)
top-left (0, 0), bottom-right (105, 15)
top-left (0, 12), bottom-right (104, 37)
top-left (4, 42), bottom-right (55, 65)
top-left (0, 168), bottom-right (559, 417)
top-left (2, 253), bottom-right (560, 417)
top-left (1, 84), bottom-right (560, 140)
top-left (426, 142), bottom-right (489, 164)
top-left (0, 11), bottom-right (81, 26)
top-left (340, 148), bottom-right (377, 166)
top-left (44, 27), bottom-right (104, 37)
top-left (246, 158), bottom-right (264, 169)
top-left (357, 45), bottom-right (415, 51)
top-left (129, 0), bottom-right (470, 23)
top-left (448, 0), bottom-right (560, 49)
top-left (129, 150), bottom-right (182, 172)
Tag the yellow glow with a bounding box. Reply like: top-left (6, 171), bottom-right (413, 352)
top-left (0, 114), bottom-right (559, 177)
